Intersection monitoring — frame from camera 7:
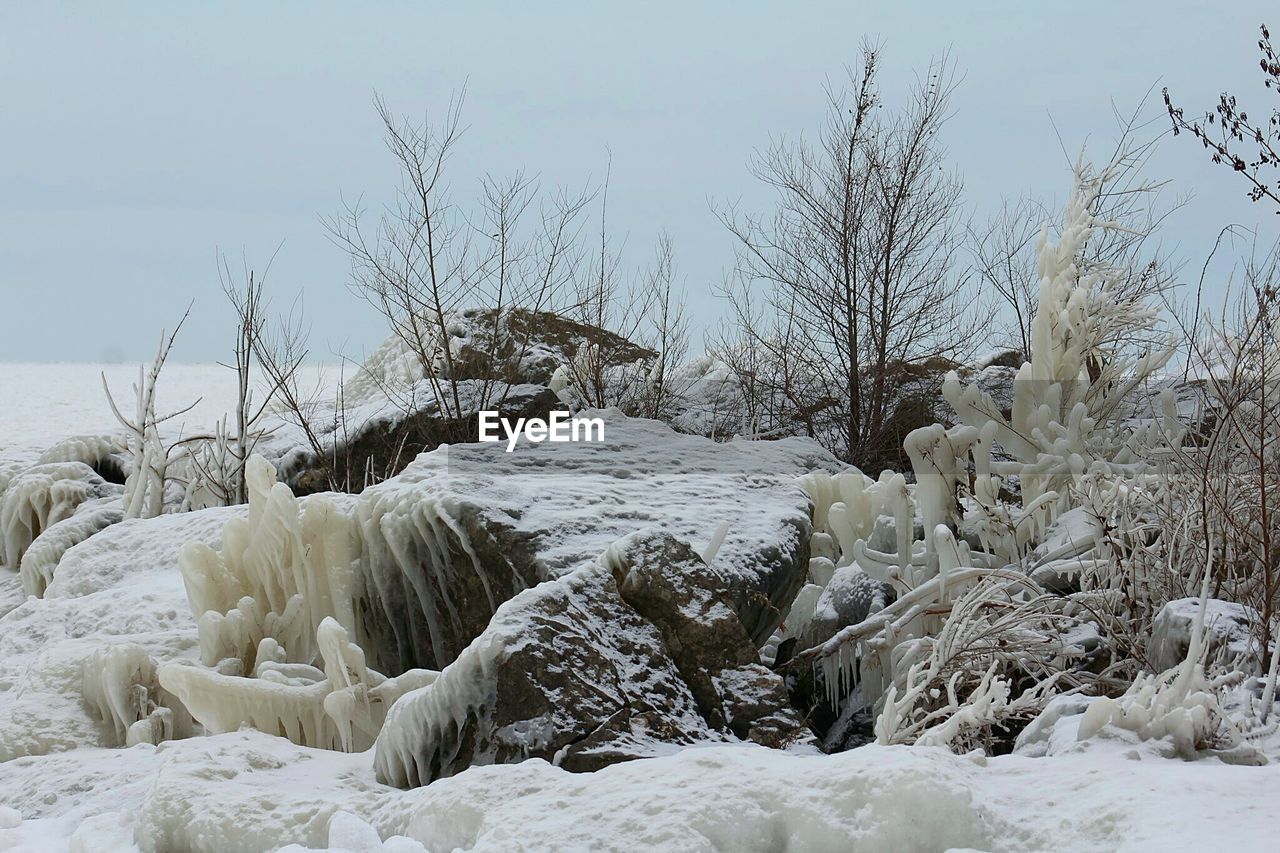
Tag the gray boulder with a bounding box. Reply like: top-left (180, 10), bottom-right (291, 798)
top-left (352, 413), bottom-right (835, 676)
top-left (373, 531), bottom-right (813, 788)
top-left (1149, 598), bottom-right (1268, 674)
top-left (611, 531), bottom-right (813, 749)
top-left (801, 565), bottom-right (894, 648)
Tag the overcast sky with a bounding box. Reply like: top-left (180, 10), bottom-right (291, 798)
top-left (2, 2), bottom-right (1275, 363)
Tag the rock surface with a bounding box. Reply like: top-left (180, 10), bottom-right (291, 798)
top-left (282, 383), bottom-right (561, 496)
top-left (352, 412), bottom-right (836, 675)
top-left (801, 565), bottom-right (894, 649)
top-left (374, 531), bottom-right (814, 788)
top-left (373, 556), bottom-right (718, 787)
top-left (611, 532), bottom-right (812, 748)
top-left (1148, 597), bottom-right (1268, 674)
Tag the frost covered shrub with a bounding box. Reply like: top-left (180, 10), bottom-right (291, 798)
top-left (175, 456), bottom-right (357, 671)
top-left (1070, 583), bottom-right (1275, 763)
top-left (872, 575), bottom-right (1093, 751)
top-left (158, 455), bottom-right (435, 751)
top-left (786, 156), bottom-right (1190, 752)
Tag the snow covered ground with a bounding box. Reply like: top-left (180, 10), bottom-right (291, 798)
top-left (3, 361), bottom-right (1280, 852)
top-left (3, 722), bottom-right (1279, 851)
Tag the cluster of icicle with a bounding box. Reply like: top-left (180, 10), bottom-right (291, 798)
top-left (156, 456), bottom-right (437, 751)
top-left (82, 643), bottom-right (192, 747)
top-left (792, 161), bottom-right (1184, 749)
top-left (0, 439), bottom-right (124, 597)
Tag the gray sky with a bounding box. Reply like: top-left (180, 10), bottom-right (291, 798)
top-left (1, 2), bottom-right (1274, 363)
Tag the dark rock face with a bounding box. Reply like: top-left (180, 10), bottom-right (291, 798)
top-left (609, 532), bottom-right (812, 748)
top-left (354, 496), bottom-right (543, 675)
top-left (284, 385), bottom-right (561, 496)
top-left (373, 559), bottom-right (718, 787)
top-left (373, 531), bottom-right (814, 789)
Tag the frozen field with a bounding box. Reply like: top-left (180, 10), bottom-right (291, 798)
top-left (0, 362), bottom-right (338, 455)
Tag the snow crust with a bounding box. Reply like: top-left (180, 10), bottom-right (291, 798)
top-left (5, 725), bottom-right (1280, 851)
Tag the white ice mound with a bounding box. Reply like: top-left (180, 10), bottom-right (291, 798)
top-left (36, 433), bottom-right (128, 481)
top-left (19, 496), bottom-right (122, 597)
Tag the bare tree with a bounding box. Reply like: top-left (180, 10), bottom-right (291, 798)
top-left (1182, 242), bottom-right (1280, 671)
top-left (102, 307), bottom-right (203, 518)
top-left (1165, 23), bottom-right (1280, 211)
top-left (713, 46), bottom-right (974, 469)
top-left (632, 233), bottom-right (693, 421)
top-left (555, 167), bottom-right (692, 419)
top-left (190, 253), bottom-right (280, 506)
top-left (969, 197), bottom-right (1044, 361)
top-left (326, 92), bottom-right (593, 433)
top-left (252, 294), bottom-right (343, 490)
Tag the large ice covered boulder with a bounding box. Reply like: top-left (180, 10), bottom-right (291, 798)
top-left (374, 531), bottom-right (813, 788)
top-left (352, 411), bottom-right (837, 676)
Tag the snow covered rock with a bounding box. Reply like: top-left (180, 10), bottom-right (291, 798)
top-left (801, 565), bottom-right (894, 649)
top-left (374, 529), bottom-right (814, 789)
top-left (134, 730), bottom-right (390, 852)
top-left (1148, 598), bottom-right (1267, 674)
top-left (0, 461), bottom-right (120, 580)
top-left (36, 433), bottom-right (129, 485)
top-left (341, 308), bottom-right (656, 406)
top-left (353, 413), bottom-right (834, 676)
top-left (607, 531), bottom-right (813, 750)
top-left (1012, 693), bottom-right (1102, 757)
top-left (18, 496), bottom-right (122, 597)
top-left (373, 557), bottom-right (719, 787)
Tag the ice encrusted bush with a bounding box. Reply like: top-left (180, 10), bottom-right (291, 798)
top-left (157, 455), bottom-right (435, 751)
top-left (782, 156), bottom-right (1280, 753)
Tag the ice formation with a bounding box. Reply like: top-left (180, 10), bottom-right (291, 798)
top-left (784, 162), bottom-right (1197, 748)
top-left (81, 643), bottom-right (191, 747)
top-left (352, 482), bottom-right (505, 674)
top-left (176, 455), bottom-right (357, 669)
top-left (18, 497), bottom-right (122, 597)
top-left (160, 618), bottom-right (435, 751)
top-left (155, 455), bottom-right (441, 752)
top-left (35, 433), bottom-right (127, 480)
top-left (0, 461), bottom-right (118, 584)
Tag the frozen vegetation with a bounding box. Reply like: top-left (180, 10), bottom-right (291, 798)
top-left (11, 20), bottom-right (1280, 846)
top-left (0, 156), bottom-right (1279, 852)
